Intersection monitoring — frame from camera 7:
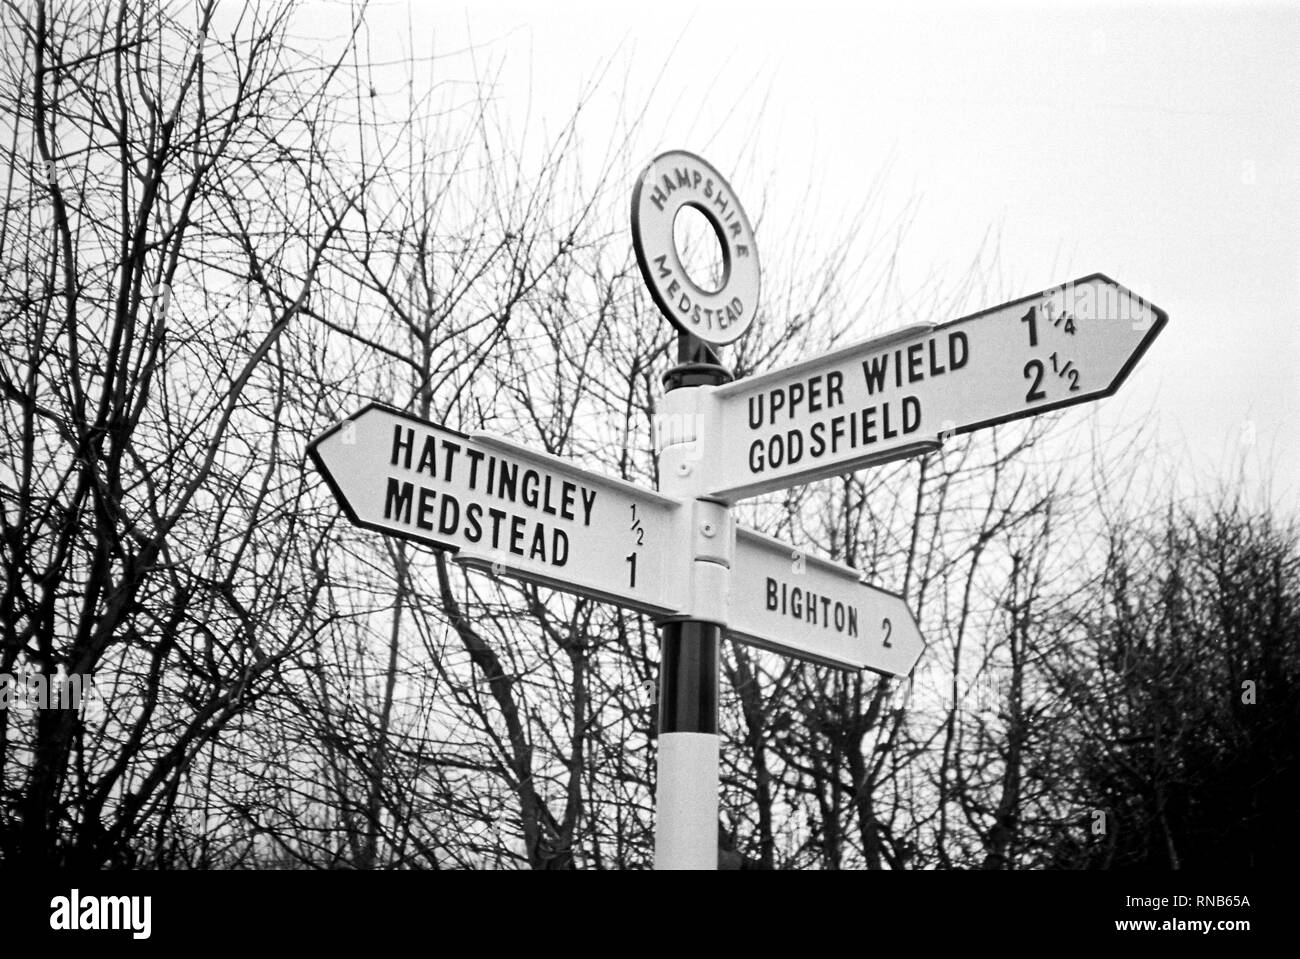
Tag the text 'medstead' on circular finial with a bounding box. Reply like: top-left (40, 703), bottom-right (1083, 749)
top-left (631, 150), bottom-right (760, 347)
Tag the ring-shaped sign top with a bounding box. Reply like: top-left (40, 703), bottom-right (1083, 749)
top-left (631, 150), bottom-right (760, 347)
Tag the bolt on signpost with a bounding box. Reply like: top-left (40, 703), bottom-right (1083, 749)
top-left (308, 147), bottom-right (1166, 871)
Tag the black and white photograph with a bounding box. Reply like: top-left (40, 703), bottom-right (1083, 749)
top-left (0, 0), bottom-right (1293, 942)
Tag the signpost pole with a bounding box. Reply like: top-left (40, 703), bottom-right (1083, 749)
top-left (654, 333), bottom-right (730, 870)
top-left (655, 619), bottom-right (720, 869)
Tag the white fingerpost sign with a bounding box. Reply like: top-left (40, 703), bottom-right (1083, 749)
top-left (308, 404), bottom-right (685, 616)
top-left (308, 149), bottom-right (1167, 872)
top-left (704, 274), bottom-right (1167, 501)
top-left (729, 528), bottom-right (925, 675)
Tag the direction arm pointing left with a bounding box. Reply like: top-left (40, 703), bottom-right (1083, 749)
top-left (308, 403), bottom-right (686, 616)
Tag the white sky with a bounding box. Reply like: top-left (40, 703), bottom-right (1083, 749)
top-left (337, 0), bottom-right (1300, 512)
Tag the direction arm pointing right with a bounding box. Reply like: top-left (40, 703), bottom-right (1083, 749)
top-left (705, 274), bottom-right (1167, 501)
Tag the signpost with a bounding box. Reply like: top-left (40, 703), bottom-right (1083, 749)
top-left (308, 148), bottom-right (1166, 871)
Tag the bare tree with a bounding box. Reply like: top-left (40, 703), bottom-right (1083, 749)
top-left (0, 0), bottom-right (363, 866)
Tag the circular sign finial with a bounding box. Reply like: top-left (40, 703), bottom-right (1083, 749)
top-left (631, 150), bottom-right (760, 347)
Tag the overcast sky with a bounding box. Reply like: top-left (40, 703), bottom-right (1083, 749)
top-left (342, 0), bottom-right (1299, 512)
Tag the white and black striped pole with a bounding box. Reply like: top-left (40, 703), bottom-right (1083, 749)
top-left (654, 334), bottom-right (731, 870)
top-left (631, 150), bottom-right (760, 869)
top-left (655, 619), bottom-right (721, 868)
